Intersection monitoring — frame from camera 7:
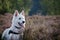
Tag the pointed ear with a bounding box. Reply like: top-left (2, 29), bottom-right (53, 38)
top-left (14, 10), bottom-right (19, 16)
top-left (12, 10), bottom-right (19, 23)
top-left (20, 10), bottom-right (25, 16)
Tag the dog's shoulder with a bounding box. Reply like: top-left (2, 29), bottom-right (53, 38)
top-left (2, 28), bottom-right (10, 37)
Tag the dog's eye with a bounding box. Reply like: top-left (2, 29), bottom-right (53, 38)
top-left (19, 18), bottom-right (21, 20)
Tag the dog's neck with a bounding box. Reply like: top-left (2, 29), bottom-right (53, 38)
top-left (9, 23), bottom-right (24, 34)
top-left (11, 24), bottom-right (22, 29)
top-left (15, 26), bottom-right (21, 29)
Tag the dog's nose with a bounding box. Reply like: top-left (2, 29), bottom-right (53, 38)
top-left (22, 21), bottom-right (25, 23)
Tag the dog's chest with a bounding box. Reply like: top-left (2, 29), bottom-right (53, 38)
top-left (7, 30), bottom-right (23, 40)
top-left (9, 34), bottom-right (23, 40)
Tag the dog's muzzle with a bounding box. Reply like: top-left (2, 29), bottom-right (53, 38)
top-left (18, 21), bottom-right (25, 27)
top-left (22, 21), bottom-right (25, 23)
top-left (18, 22), bottom-right (23, 27)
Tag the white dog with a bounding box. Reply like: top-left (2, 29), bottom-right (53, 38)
top-left (2, 10), bottom-right (25, 40)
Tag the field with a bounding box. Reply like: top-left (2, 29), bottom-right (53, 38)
top-left (0, 13), bottom-right (60, 40)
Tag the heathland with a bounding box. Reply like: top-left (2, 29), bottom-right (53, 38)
top-left (0, 13), bottom-right (60, 40)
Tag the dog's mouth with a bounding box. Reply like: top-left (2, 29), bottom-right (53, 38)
top-left (18, 22), bottom-right (23, 27)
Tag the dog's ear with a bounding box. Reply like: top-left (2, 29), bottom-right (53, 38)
top-left (14, 10), bottom-right (19, 16)
top-left (12, 10), bottom-right (19, 23)
top-left (20, 10), bottom-right (25, 16)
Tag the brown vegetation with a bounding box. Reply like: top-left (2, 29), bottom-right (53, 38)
top-left (0, 14), bottom-right (60, 40)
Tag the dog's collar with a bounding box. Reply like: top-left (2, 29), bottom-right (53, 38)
top-left (9, 30), bottom-right (20, 34)
top-left (15, 26), bottom-right (21, 29)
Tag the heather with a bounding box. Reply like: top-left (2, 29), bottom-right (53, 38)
top-left (0, 14), bottom-right (60, 40)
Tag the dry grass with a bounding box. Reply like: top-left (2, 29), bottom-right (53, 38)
top-left (24, 15), bottom-right (60, 40)
top-left (0, 14), bottom-right (60, 40)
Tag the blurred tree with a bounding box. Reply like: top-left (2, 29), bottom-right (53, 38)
top-left (0, 0), bottom-right (11, 14)
top-left (29, 0), bottom-right (60, 15)
top-left (41, 0), bottom-right (60, 15)
top-left (29, 0), bottom-right (42, 16)
top-left (0, 0), bottom-right (32, 15)
top-left (0, 0), bottom-right (60, 15)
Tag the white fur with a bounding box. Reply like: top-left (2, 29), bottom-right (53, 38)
top-left (2, 10), bottom-right (25, 40)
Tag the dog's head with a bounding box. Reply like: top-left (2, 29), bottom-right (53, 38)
top-left (12, 10), bottom-right (25, 28)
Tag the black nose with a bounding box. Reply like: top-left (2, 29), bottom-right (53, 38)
top-left (22, 21), bottom-right (25, 23)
